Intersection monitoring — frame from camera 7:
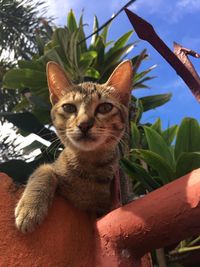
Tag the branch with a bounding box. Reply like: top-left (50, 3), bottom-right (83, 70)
top-left (79, 0), bottom-right (137, 44)
top-left (178, 47), bottom-right (200, 58)
top-left (125, 8), bottom-right (200, 103)
top-left (174, 42), bottom-right (200, 101)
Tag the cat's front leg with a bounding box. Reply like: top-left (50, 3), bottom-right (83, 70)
top-left (15, 164), bottom-right (58, 233)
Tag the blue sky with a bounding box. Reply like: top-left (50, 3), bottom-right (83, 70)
top-left (45, 0), bottom-right (200, 129)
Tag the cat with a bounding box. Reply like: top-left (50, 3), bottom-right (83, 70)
top-left (14, 60), bottom-right (133, 233)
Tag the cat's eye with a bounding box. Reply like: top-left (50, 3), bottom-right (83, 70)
top-left (62, 103), bottom-right (77, 113)
top-left (96, 103), bottom-right (113, 114)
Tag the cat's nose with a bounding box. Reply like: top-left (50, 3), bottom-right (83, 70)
top-left (78, 119), bottom-right (94, 133)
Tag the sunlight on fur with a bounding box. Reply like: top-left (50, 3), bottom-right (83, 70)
top-left (15, 60), bottom-right (133, 233)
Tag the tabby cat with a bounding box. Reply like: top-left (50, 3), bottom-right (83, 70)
top-left (15, 60), bottom-right (133, 233)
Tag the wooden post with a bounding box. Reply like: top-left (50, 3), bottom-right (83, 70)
top-left (125, 8), bottom-right (200, 102)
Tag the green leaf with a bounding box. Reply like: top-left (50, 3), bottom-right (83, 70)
top-left (0, 159), bottom-right (40, 184)
top-left (43, 49), bottom-right (65, 69)
top-left (100, 21), bottom-right (111, 44)
top-left (85, 68), bottom-right (100, 79)
top-left (134, 65), bottom-right (156, 83)
top-left (162, 125), bottom-right (178, 146)
top-left (105, 40), bottom-right (114, 48)
top-left (50, 28), bottom-right (70, 61)
top-left (0, 112), bottom-right (55, 141)
top-left (144, 126), bottom-right (175, 168)
top-left (121, 158), bottom-right (160, 191)
top-left (67, 9), bottom-right (78, 32)
top-left (130, 122), bottom-right (140, 148)
top-left (94, 36), bottom-right (105, 69)
top-left (42, 20), bottom-right (53, 39)
top-left (78, 13), bottom-right (87, 53)
top-left (99, 44), bottom-right (134, 81)
top-left (32, 108), bottom-right (51, 125)
top-left (67, 29), bottom-right (81, 70)
top-left (104, 44), bottom-right (134, 69)
top-left (132, 49), bottom-right (148, 73)
top-left (135, 99), bottom-right (144, 123)
top-left (176, 152), bottom-right (200, 178)
top-left (133, 83), bottom-right (150, 90)
top-left (151, 118), bottom-right (162, 134)
top-left (175, 118), bottom-right (200, 160)
top-left (106, 31), bottom-right (133, 57)
top-left (18, 60), bottom-right (44, 71)
top-left (131, 149), bottom-right (174, 183)
top-left (3, 69), bottom-right (46, 90)
top-left (139, 94), bottom-right (172, 112)
top-left (91, 15), bottom-right (99, 46)
top-left (28, 95), bottom-right (50, 110)
top-left (79, 51), bottom-right (97, 75)
top-left (80, 51), bottom-right (97, 61)
top-left (35, 33), bottom-right (45, 55)
top-left (79, 58), bottom-right (94, 74)
top-left (43, 41), bottom-right (54, 53)
top-left (0, 112), bottom-right (44, 133)
top-left (133, 76), bottom-right (155, 89)
top-left (12, 98), bottom-right (29, 112)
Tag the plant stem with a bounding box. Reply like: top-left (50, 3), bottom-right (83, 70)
top-left (187, 235), bottom-right (200, 247)
top-left (170, 245), bottom-right (200, 256)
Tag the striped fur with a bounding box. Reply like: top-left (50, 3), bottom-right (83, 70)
top-left (15, 61), bottom-right (132, 233)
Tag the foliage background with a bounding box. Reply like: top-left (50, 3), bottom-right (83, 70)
top-left (43, 0), bottom-right (200, 128)
top-left (1, 1), bottom-right (200, 266)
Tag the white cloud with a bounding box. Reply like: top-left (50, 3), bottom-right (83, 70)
top-left (44, 0), bottom-right (131, 35)
top-left (45, 0), bottom-right (82, 25)
top-left (162, 78), bottom-right (184, 90)
top-left (181, 36), bottom-right (200, 50)
top-left (132, 0), bottom-right (164, 14)
top-left (172, 0), bottom-right (200, 21)
top-left (177, 0), bottom-right (200, 10)
top-left (129, 0), bottom-right (200, 23)
top-left (110, 0), bottom-right (134, 12)
top-left (41, 0), bottom-right (200, 26)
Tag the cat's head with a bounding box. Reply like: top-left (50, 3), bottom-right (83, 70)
top-left (47, 61), bottom-right (132, 151)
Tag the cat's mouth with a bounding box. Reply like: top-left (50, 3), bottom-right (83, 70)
top-left (67, 131), bottom-right (105, 151)
top-left (76, 133), bottom-right (97, 142)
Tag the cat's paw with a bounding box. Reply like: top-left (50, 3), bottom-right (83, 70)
top-left (15, 197), bottom-right (48, 233)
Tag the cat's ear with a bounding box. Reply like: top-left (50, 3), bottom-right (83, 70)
top-left (47, 61), bottom-right (73, 105)
top-left (105, 60), bottom-right (133, 106)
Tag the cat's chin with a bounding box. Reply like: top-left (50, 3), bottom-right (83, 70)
top-left (68, 136), bottom-right (105, 151)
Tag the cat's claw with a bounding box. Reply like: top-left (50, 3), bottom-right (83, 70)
top-left (15, 198), bottom-right (48, 233)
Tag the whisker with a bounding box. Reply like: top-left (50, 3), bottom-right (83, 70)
top-left (103, 130), bottom-right (129, 150)
top-left (42, 137), bottom-right (63, 157)
top-left (53, 142), bottom-right (62, 160)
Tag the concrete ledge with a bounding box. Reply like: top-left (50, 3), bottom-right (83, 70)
top-left (1, 169), bottom-right (200, 266)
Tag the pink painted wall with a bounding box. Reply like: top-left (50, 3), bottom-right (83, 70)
top-left (5, 168), bottom-right (200, 266)
top-left (0, 173), bottom-right (151, 267)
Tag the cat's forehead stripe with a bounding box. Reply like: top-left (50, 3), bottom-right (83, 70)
top-left (71, 83), bottom-right (103, 99)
